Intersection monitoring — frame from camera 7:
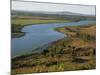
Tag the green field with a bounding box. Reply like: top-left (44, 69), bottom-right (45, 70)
top-left (12, 19), bottom-right (70, 25)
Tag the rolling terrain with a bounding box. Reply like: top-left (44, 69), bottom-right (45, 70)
top-left (11, 10), bottom-right (95, 38)
top-left (12, 23), bottom-right (96, 75)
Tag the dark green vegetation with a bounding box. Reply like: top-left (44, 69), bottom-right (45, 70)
top-left (12, 24), bottom-right (25, 38)
top-left (12, 24), bottom-right (96, 75)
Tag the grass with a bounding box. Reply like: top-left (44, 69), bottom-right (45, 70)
top-left (11, 24), bottom-right (25, 38)
top-left (11, 16), bottom-right (71, 38)
top-left (12, 19), bottom-right (70, 26)
top-left (12, 23), bottom-right (96, 75)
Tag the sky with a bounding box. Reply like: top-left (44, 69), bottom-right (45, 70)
top-left (12, 1), bottom-right (96, 15)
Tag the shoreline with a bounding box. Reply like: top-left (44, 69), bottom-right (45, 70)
top-left (12, 22), bottom-right (96, 58)
top-left (12, 20), bottom-right (95, 38)
top-left (12, 20), bottom-right (72, 38)
top-left (12, 23), bottom-right (96, 75)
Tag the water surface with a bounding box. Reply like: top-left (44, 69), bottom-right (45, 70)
top-left (12, 20), bottom-right (95, 57)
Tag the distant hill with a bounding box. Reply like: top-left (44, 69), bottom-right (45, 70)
top-left (12, 10), bottom-right (95, 16)
top-left (54, 11), bottom-right (95, 16)
top-left (11, 10), bottom-right (96, 21)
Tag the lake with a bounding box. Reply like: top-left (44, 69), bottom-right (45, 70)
top-left (12, 20), bottom-right (95, 57)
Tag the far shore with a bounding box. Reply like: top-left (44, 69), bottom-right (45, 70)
top-left (12, 19), bottom-right (72, 38)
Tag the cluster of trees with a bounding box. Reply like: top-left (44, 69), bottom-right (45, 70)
top-left (12, 24), bottom-right (23, 33)
top-left (11, 24), bottom-right (25, 38)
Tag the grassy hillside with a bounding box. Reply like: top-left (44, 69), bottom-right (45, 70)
top-left (12, 24), bottom-right (96, 75)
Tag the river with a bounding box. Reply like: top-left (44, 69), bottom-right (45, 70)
top-left (12, 20), bottom-right (95, 57)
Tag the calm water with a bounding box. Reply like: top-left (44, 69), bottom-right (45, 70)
top-left (12, 20), bottom-right (95, 57)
